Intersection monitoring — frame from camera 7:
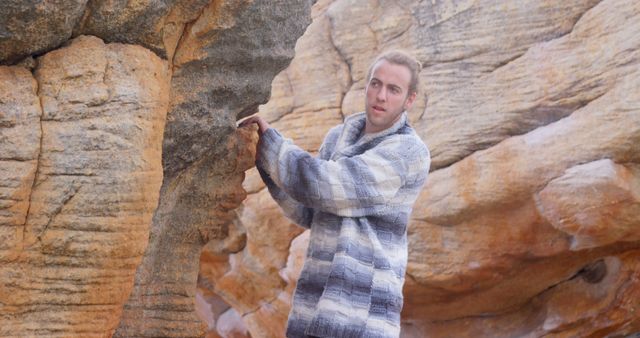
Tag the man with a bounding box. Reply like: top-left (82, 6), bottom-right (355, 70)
top-left (240, 50), bottom-right (430, 338)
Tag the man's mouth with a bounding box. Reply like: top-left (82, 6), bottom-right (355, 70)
top-left (372, 105), bottom-right (386, 112)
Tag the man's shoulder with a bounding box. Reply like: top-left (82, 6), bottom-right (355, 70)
top-left (327, 123), bottom-right (345, 137)
top-left (322, 123), bottom-right (344, 146)
top-left (380, 126), bottom-right (428, 152)
top-left (380, 132), bottom-right (431, 174)
top-left (318, 123), bottom-right (345, 158)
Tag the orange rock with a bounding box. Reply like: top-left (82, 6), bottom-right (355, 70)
top-left (536, 159), bottom-right (640, 250)
top-left (115, 0), bottom-right (312, 335)
top-left (0, 66), bottom-right (41, 262)
top-left (0, 35), bottom-right (170, 336)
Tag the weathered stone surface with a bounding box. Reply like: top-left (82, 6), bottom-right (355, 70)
top-left (116, 0), bottom-right (312, 336)
top-left (241, 229), bottom-right (309, 338)
top-left (257, 7), bottom-right (348, 153)
top-left (404, 250), bottom-right (640, 337)
top-left (74, 0), bottom-right (211, 60)
top-left (114, 128), bottom-right (255, 337)
top-left (1, 0), bottom-right (312, 336)
top-left (4, 0), bottom-right (639, 336)
top-left (0, 66), bottom-right (41, 262)
top-left (0, 0), bottom-right (88, 64)
top-left (163, 0), bottom-right (312, 176)
top-left (404, 106), bottom-right (640, 328)
top-left (0, 0), bottom-right (212, 65)
top-left (0, 35), bottom-right (169, 336)
top-left (536, 159), bottom-right (640, 251)
top-left (417, 0), bottom-right (640, 170)
top-left (195, 281), bottom-right (238, 337)
top-left (197, 0), bottom-right (640, 337)
top-left (198, 186), bottom-right (305, 337)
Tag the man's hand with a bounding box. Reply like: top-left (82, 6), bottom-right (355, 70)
top-left (238, 115), bottom-right (270, 135)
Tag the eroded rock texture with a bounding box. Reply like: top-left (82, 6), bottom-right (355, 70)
top-left (115, 0), bottom-right (311, 336)
top-left (0, 1), bottom-right (88, 65)
top-left (1, 0), bottom-right (311, 337)
top-left (0, 0), bottom-right (206, 65)
top-left (198, 0), bottom-right (640, 337)
top-left (0, 35), bottom-right (170, 336)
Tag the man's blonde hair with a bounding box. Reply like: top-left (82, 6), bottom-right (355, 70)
top-left (366, 50), bottom-right (422, 95)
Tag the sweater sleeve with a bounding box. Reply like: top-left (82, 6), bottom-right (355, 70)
top-left (255, 126), bottom-right (341, 228)
top-left (256, 128), bottom-right (428, 218)
top-left (257, 165), bottom-right (313, 228)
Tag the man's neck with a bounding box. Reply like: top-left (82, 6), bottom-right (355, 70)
top-left (363, 113), bottom-right (404, 134)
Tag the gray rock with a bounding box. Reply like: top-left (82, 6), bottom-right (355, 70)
top-left (0, 0), bottom-right (88, 64)
top-left (162, 0), bottom-right (313, 176)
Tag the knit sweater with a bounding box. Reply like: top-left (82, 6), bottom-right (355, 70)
top-left (256, 111), bottom-right (430, 338)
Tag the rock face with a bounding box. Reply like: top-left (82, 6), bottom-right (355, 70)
top-left (115, 0), bottom-right (311, 336)
top-left (2, 0), bottom-right (639, 337)
top-left (198, 0), bottom-right (640, 337)
top-left (0, 35), bottom-right (170, 336)
top-left (0, 0), bottom-right (311, 337)
top-left (0, 0), bottom-right (88, 64)
top-left (0, 0), bottom-right (206, 65)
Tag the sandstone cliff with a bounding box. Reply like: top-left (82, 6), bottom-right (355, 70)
top-left (1, 0), bottom-right (639, 337)
top-left (0, 1), bottom-right (311, 337)
top-left (198, 0), bottom-right (640, 337)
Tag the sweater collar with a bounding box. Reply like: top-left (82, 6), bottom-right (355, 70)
top-left (335, 111), bottom-right (408, 153)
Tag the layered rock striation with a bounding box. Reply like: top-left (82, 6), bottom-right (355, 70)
top-left (0, 35), bottom-right (170, 336)
top-left (2, 0), bottom-right (639, 337)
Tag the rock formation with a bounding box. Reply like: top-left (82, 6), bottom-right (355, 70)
top-left (0, 0), bottom-right (311, 337)
top-left (2, 0), bottom-right (639, 337)
top-left (115, 0), bottom-right (311, 336)
top-left (1, 35), bottom-right (170, 336)
top-left (198, 0), bottom-right (640, 337)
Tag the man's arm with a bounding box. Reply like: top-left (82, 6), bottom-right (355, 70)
top-left (257, 165), bottom-right (314, 228)
top-left (239, 115), bottom-right (315, 228)
top-left (256, 126), bottom-right (429, 218)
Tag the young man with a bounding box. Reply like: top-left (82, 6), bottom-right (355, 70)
top-left (240, 51), bottom-right (430, 338)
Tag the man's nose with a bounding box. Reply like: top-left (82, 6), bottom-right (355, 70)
top-left (376, 87), bottom-right (387, 101)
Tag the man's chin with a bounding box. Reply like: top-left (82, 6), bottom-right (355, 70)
top-left (365, 118), bottom-right (387, 132)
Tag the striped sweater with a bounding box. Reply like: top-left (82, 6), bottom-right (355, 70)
top-left (256, 111), bottom-right (430, 338)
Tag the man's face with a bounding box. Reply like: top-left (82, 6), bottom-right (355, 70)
top-left (364, 60), bottom-right (416, 134)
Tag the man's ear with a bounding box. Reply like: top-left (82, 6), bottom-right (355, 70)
top-left (404, 91), bottom-right (417, 110)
